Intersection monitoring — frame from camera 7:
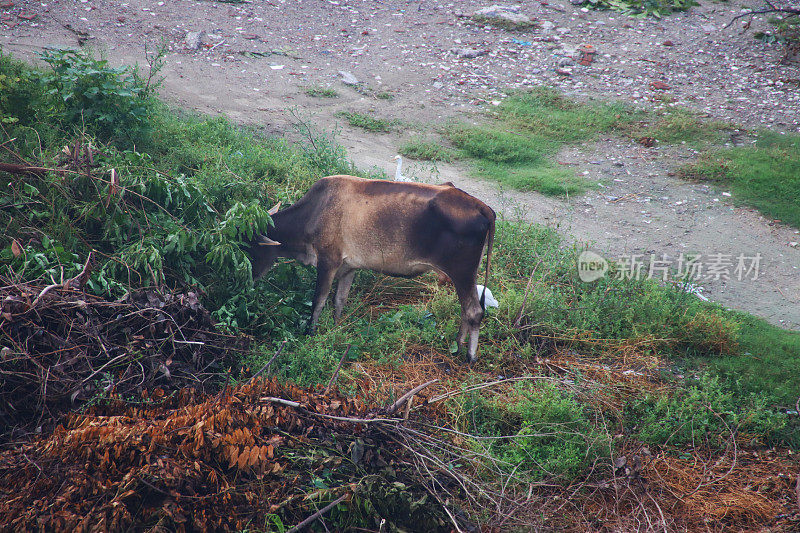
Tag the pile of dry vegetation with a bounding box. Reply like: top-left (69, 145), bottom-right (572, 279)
top-left (0, 267), bottom-right (238, 441)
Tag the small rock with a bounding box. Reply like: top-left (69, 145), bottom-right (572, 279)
top-left (701, 24), bottom-right (716, 33)
top-left (555, 67), bottom-right (572, 76)
top-left (540, 20), bottom-right (555, 32)
top-left (790, 242), bottom-right (799, 248)
top-left (184, 30), bottom-right (204, 50)
top-left (452, 47), bottom-right (487, 59)
top-left (650, 80), bottom-right (670, 90)
top-left (471, 5), bottom-right (534, 30)
top-left (339, 70), bottom-right (359, 85)
top-left (558, 56), bottom-right (574, 67)
top-left (662, 40), bottom-right (674, 46)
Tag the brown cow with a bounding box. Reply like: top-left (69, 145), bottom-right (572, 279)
top-left (248, 175), bottom-right (496, 363)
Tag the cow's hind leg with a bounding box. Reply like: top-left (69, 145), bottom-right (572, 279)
top-left (452, 280), bottom-right (485, 364)
top-left (307, 260), bottom-right (339, 334)
top-left (333, 268), bottom-right (356, 323)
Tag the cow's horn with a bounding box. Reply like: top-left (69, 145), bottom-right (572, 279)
top-left (268, 201), bottom-right (281, 216)
top-left (257, 236), bottom-right (281, 246)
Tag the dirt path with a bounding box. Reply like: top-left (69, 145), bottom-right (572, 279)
top-left (4, 0), bottom-right (799, 329)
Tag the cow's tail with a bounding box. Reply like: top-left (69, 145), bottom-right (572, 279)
top-left (480, 207), bottom-right (496, 310)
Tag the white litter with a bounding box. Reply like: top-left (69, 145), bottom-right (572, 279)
top-left (476, 285), bottom-right (499, 308)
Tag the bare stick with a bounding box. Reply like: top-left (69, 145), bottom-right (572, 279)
top-left (723, 6), bottom-right (800, 29)
top-left (30, 252), bottom-right (94, 309)
top-left (249, 340), bottom-right (286, 382)
top-left (286, 493), bottom-right (348, 533)
top-left (386, 379), bottom-right (438, 415)
top-left (324, 344), bottom-right (351, 396)
top-left (0, 162), bottom-right (52, 177)
top-left (513, 259), bottom-right (541, 328)
top-left (261, 397), bottom-right (402, 424)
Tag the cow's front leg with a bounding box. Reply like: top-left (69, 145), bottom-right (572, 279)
top-left (307, 260), bottom-right (338, 335)
top-left (333, 268), bottom-right (356, 324)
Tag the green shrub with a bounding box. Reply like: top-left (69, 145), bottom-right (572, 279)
top-left (628, 373), bottom-right (787, 448)
top-left (336, 111), bottom-right (399, 133)
top-left (37, 49), bottom-right (153, 142)
top-left (398, 136), bottom-right (456, 162)
top-left (462, 382), bottom-right (610, 481)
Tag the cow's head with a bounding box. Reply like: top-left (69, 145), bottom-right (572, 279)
top-left (249, 202), bottom-right (282, 279)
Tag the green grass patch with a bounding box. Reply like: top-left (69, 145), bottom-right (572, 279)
top-left (375, 91), bottom-right (394, 100)
top-left (677, 130), bottom-right (800, 228)
top-left (638, 109), bottom-right (729, 145)
top-left (398, 136), bottom-right (457, 162)
top-left (336, 110), bottom-right (399, 133)
top-left (304, 85), bottom-right (339, 98)
top-left (445, 88), bottom-right (640, 196)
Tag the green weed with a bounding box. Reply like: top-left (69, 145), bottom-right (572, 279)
top-left (677, 130), bottom-right (800, 228)
top-left (628, 373), bottom-right (788, 448)
top-left (304, 85), bottom-right (338, 98)
top-left (461, 381), bottom-right (610, 481)
top-left (398, 136), bottom-right (457, 162)
top-left (336, 111), bottom-right (399, 133)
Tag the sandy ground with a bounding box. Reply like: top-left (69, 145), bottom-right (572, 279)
top-left (4, 0), bottom-right (800, 329)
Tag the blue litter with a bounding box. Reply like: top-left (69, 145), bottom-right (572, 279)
top-left (512, 38), bottom-right (533, 46)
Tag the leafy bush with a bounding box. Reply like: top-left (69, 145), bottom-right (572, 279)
top-left (37, 49), bottom-right (153, 142)
top-left (461, 382), bottom-right (610, 481)
top-left (628, 373), bottom-right (788, 448)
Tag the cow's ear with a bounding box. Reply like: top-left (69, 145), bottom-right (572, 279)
top-left (257, 236), bottom-right (281, 246)
top-left (442, 181), bottom-right (455, 187)
top-left (268, 201), bottom-right (281, 216)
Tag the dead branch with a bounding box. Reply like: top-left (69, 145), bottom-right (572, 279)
top-left (249, 340), bottom-right (287, 383)
top-left (286, 493), bottom-right (348, 533)
top-left (513, 259), bottom-right (541, 328)
top-left (323, 344), bottom-right (351, 396)
top-left (0, 162), bottom-right (55, 177)
top-left (29, 251), bottom-right (94, 309)
top-left (723, 5), bottom-right (800, 29)
top-left (385, 379), bottom-right (438, 415)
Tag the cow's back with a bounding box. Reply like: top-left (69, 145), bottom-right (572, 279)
top-left (309, 175), bottom-right (491, 276)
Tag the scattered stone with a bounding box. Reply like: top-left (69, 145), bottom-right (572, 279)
top-left (555, 67), bottom-right (572, 76)
top-left (558, 56), bottom-right (574, 67)
top-left (663, 40), bottom-right (675, 46)
top-left (17, 12), bottom-right (36, 20)
top-left (452, 47), bottom-right (487, 59)
top-left (701, 24), bottom-right (716, 34)
top-left (471, 5), bottom-right (535, 30)
top-left (184, 30), bottom-right (204, 50)
top-left (0, 1), bottom-right (14, 8)
top-left (339, 70), bottom-right (359, 85)
top-left (650, 80), bottom-right (670, 90)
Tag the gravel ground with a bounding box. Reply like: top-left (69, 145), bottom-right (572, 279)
top-left (4, 0), bottom-right (800, 329)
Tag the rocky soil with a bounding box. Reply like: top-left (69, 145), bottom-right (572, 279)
top-left (4, 0), bottom-right (800, 329)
